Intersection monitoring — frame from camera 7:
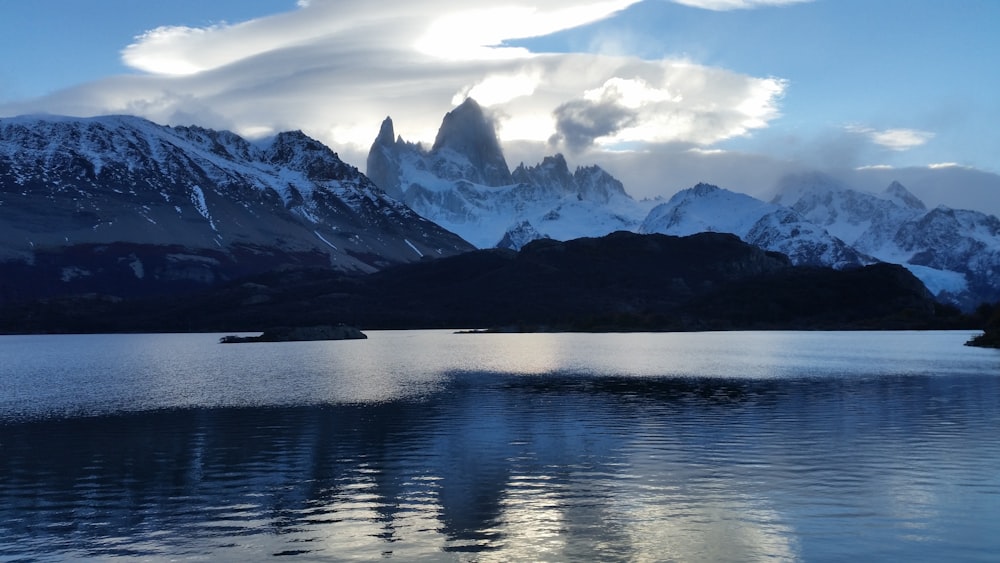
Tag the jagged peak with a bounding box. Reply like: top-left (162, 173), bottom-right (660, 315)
top-left (265, 130), bottom-right (359, 183)
top-left (884, 180), bottom-right (927, 211)
top-left (513, 154), bottom-right (570, 176)
top-left (542, 153), bottom-right (569, 170)
top-left (268, 130), bottom-right (338, 154)
top-left (573, 164), bottom-right (615, 183)
top-left (375, 116), bottom-right (395, 147)
top-left (664, 183), bottom-right (723, 204)
top-left (431, 98), bottom-right (498, 153)
top-left (691, 182), bottom-right (722, 195)
top-left (430, 97), bottom-right (512, 186)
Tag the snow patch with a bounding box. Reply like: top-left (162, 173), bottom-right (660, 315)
top-left (129, 257), bottom-right (145, 279)
top-left (314, 230), bottom-right (339, 250)
top-left (189, 185), bottom-right (217, 231)
top-left (404, 239), bottom-right (424, 257)
top-left (60, 267), bottom-right (91, 282)
top-left (904, 264), bottom-right (968, 296)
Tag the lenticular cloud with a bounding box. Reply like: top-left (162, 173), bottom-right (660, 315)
top-left (5, 0), bottom-right (787, 157)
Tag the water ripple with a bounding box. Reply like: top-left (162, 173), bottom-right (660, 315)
top-left (1, 331), bottom-right (999, 561)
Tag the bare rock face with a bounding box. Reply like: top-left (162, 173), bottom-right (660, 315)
top-left (366, 117), bottom-right (405, 200)
top-left (430, 98), bottom-right (512, 187)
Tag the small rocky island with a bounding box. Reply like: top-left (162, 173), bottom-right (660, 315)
top-left (220, 325), bottom-right (367, 343)
top-left (966, 304), bottom-right (1000, 349)
top-left (967, 327), bottom-right (1000, 349)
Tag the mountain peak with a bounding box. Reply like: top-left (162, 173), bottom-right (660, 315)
top-left (884, 180), bottom-right (927, 211)
top-left (541, 153), bottom-right (569, 173)
top-left (431, 98), bottom-right (512, 186)
top-left (691, 182), bottom-right (722, 196)
top-left (265, 130), bottom-right (358, 182)
top-left (772, 172), bottom-right (847, 207)
top-left (0, 115), bottom-right (475, 304)
top-left (366, 116), bottom-right (404, 198)
top-left (374, 116), bottom-right (395, 147)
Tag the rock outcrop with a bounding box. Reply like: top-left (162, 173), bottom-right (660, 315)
top-left (220, 325), bottom-right (367, 343)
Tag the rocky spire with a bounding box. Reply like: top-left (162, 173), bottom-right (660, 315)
top-left (431, 98), bottom-right (512, 186)
top-left (373, 116), bottom-right (395, 147)
top-left (366, 116), bottom-right (404, 199)
top-left (884, 180), bottom-right (927, 211)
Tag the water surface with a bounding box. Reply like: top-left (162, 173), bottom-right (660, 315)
top-left (1, 330), bottom-right (998, 561)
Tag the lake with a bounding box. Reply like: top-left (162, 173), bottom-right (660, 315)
top-left (1, 330), bottom-right (998, 561)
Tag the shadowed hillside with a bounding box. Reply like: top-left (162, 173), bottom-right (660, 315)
top-left (0, 232), bottom-right (962, 334)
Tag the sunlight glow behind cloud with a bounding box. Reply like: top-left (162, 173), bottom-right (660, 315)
top-left (416, 1), bottom-right (637, 60)
top-left (452, 71), bottom-right (542, 107)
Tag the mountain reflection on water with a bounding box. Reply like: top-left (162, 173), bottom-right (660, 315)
top-left (1, 331), bottom-right (999, 561)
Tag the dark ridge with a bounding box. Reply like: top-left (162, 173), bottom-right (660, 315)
top-left (0, 231), bottom-right (966, 334)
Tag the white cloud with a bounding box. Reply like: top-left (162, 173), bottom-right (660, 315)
top-left (1, 0), bottom-right (786, 170)
top-left (416, 1), bottom-right (637, 60)
top-left (452, 71), bottom-right (542, 107)
top-left (870, 129), bottom-right (935, 151)
top-left (584, 77), bottom-right (682, 108)
top-left (846, 125), bottom-right (935, 151)
top-left (548, 61), bottom-right (785, 150)
top-left (670, 0), bottom-right (813, 10)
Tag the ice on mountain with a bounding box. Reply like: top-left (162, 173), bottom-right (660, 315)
top-left (641, 182), bottom-right (868, 269)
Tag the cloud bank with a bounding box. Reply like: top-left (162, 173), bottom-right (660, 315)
top-left (0, 0), bottom-right (785, 158)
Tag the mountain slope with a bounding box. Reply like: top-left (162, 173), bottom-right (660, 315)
top-left (774, 172), bottom-right (1000, 308)
top-left (366, 100), bottom-right (997, 308)
top-left (639, 183), bottom-right (870, 269)
top-left (0, 232), bottom-right (951, 334)
top-left (366, 99), bottom-right (654, 249)
top-left (0, 115), bottom-right (473, 302)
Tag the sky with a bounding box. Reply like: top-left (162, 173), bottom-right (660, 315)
top-left (1, 0), bottom-right (999, 215)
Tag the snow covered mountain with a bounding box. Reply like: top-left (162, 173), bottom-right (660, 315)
top-left (638, 175), bottom-right (999, 308)
top-left (639, 183), bottom-right (870, 269)
top-left (365, 99), bottom-right (997, 309)
top-left (366, 98), bottom-right (654, 249)
top-left (773, 172), bottom-right (1000, 309)
top-left (0, 115), bottom-right (473, 302)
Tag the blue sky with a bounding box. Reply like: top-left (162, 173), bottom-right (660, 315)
top-left (1, 0), bottom-right (998, 214)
